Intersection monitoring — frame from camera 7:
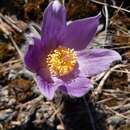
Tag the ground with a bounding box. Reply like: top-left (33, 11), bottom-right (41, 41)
top-left (0, 0), bottom-right (130, 130)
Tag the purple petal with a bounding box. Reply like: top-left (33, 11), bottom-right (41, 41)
top-left (41, 1), bottom-right (66, 49)
top-left (36, 75), bottom-right (56, 100)
top-left (63, 13), bottom-right (101, 51)
top-left (36, 74), bottom-right (63, 100)
top-left (59, 77), bottom-right (92, 97)
top-left (77, 48), bottom-right (121, 77)
top-left (24, 38), bottom-right (43, 73)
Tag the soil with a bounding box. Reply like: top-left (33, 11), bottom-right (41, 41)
top-left (0, 0), bottom-right (130, 130)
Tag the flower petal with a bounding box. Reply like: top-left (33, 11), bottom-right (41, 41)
top-left (63, 13), bottom-right (101, 51)
top-left (24, 38), bottom-right (43, 73)
top-left (59, 77), bottom-right (92, 97)
top-left (77, 48), bottom-right (121, 77)
top-left (36, 74), bottom-right (63, 100)
top-left (41, 0), bottom-right (66, 49)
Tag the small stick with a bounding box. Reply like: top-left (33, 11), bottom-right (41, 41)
top-left (90, 0), bottom-right (130, 13)
top-left (110, 103), bottom-right (130, 111)
top-left (103, 0), bottom-right (109, 43)
top-left (94, 64), bottom-right (126, 97)
top-left (50, 103), bottom-right (65, 130)
top-left (0, 61), bottom-right (21, 73)
top-left (97, 97), bottom-right (113, 104)
top-left (103, 89), bottom-right (130, 94)
top-left (122, 110), bottom-right (130, 115)
top-left (17, 95), bottom-right (43, 109)
top-left (9, 35), bottom-right (23, 60)
top-left (105, 105), bottom-right (130, 120)
top-left (0, 13), bottom-right (22, 33)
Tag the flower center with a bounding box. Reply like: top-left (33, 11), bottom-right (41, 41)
top-left (46, 46), bottom-right (77, 76)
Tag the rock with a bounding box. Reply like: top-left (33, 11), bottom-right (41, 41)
top-left (57, 124), bottom-right (64, 130)
top-left (107, 115), bottom-right (125, 126)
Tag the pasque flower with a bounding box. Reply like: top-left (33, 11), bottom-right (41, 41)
top-left (24, 0), bottom-right (121, 100)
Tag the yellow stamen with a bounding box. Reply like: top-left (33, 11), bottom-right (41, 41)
top-left (46, 46), bottom-right (77, 76)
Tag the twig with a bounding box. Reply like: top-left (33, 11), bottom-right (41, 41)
top-left (90, 0), bottom-right (130, 13)
top-left (110, 23), bottom-right (130, 36)
top-left (50, 103), bottom-right (65, 130)
top-left (0, 61), bottom-right (21, 73)
top-left (112, 69), bottom-right (130, 74)
top-left (110, 2), bottom-right (124, 20)
top-left (97, 97), bottom-right (113, 104)
top-left (103, 0), bottom-right (109, 43)
top-left (103, 89), bottom-right (130, 95)
top-left (122, 110), bottom-right (130, 116)
top-left (0, 59), bottom-right (21, 67)
top-left (110, 103), bottom-right (130, 111)
top-left (9, 35), bottom-right (23, 60)
top-left (111, 45), bottom-right (130, 50)
top-left (51, 102), bottom-right (64, 119)
top-left (83, 97), bottom-right (96, 130)
top-left (103, 92), bottom-right (123, 99)
top-left (0, 13), bottom-right (22, 33)
top-left (105, 105), bottom-right (130, 120)
top-left (17, 95), bottom-right (43, 108)
top-left (94, 64), bottom-right (126, 97)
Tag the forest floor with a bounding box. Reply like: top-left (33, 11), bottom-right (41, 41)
top-left (0, 0), bottom-right (130, 130)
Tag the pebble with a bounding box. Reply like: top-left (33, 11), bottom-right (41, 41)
top-left (57, 124), bottom-right (64, 130)
top-left (107, 115), bottom-right (125, 126)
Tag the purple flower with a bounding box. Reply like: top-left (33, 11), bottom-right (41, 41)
top-left (24, 0), bottom-right (121, 100)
